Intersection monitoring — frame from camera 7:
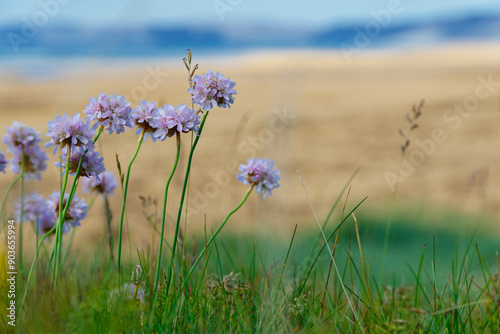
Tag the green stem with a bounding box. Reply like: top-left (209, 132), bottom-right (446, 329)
top-left (19, 156), bottom-right (25, 274)
top-left (117, 130), bottom-right (145, 276)
top-left (34, 127), bottom-right (104, 288)
top-left (165, 111), bottom-right (209, 295)
top-left (53, 146), bottom-right (72, 280)
top-left (147, 134), bottom-right (181, 329)
top-left (104, 195), bottom-right (113, 261)
top-left (181, 185), bottom-right (254, 290)
top-left (0, 173), bottom-right (22, 230)
top-left (153, 133), bottom-right (181, 291)
top-left (50, 126), bottom-right (103, 280)
top-left (62, 227), bottom-right (77, 265)
top-left (22, 223), bottom-right (57, 311)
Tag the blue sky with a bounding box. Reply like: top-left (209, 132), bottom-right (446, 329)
top-left (1, 0), bottom-right (500, 30)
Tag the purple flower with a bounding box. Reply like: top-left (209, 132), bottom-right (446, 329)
top-left (81, 171), bottom-right (118, 196)
top-left (3, 122), bottom-right (48, 179)
top-left (49, 191), bottom-right (88, 228)
top-left (84, 92), bottom-right (133, 134)
top-left (45, 113), bottom-right (95, 154)
top-left (14, 193), bottom-right (57, 231)
top-left (131, 100), bottom-right (160, 142)
top-left (188, 70), bottom-right (236, 111)
top-left (3, 121), bottom-right (42, 153)
top-left (153, 104), bottom-right (200, 141)
top-left (0, 151), bottom-right (7, 173)
top-left (10, 145), bottom-right (48, 180)
top-left (38, 213), bottom-right (69, 235)
top-left (56, 147), bottom-right (105, 178)
top-left (237, 157), bottom-right (281, 199)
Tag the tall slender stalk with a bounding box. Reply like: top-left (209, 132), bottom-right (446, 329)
top-left (53, 146), bottom-right (72, 280)
top-left (51, 125), bottom-right (103, 281)
top-left (164, 111), bottom-right (209, 295)
top-left (22, 223), bottom-right (58, 310)
top-left (146, 134), bottom-right (182, 330)
top-left (104, 195), bottom-right (114, 261)
top-left (117, 130), bottom-right (145, 276)
top-left (153, 133), bottom-right (181, 291)
top-left (182, 185), bottom-right (254, 290)
top-left (0, 173), bottom-right (23, 229)
top-left (18, 155), bottom-right (25, 274)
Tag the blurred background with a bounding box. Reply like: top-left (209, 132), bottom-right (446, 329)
top-left (1, 0), bottom-right (500, 252)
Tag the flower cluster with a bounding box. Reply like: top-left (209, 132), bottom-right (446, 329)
top-left (154, 104), bottom-right (200, 140)
top-left (84, 92), bottom-right (133, 134)
top-left (45, 113), bottom-right (95, 154)
top-left (10, 146), bottom-right (48, 180)
top-left (188, 70), bottom-right (237, 111)
top-left (15, 193), bottom-right (58, 233)
top-left (3, 121), bottom-right (41, 151)
top-left (82, 171), bottom-right (118, 196)
top-left (237, 157), bottom-right (281, 198)
top-left (131, 101), bottom-right (160, 141)
top-left (15, 191), bottom-right (88, 234)
top-left (56, 147), bottom-right (105, 178)
top-left (3, 122), bottom-right (48, 180)
top-left (49, 192), bottom-right (88, 229)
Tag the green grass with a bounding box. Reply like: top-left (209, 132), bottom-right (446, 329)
top-left (3, 208), bottom-right (499, 333)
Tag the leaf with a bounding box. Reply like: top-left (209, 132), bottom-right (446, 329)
top-left (116, 154), bottom-right (124, 188)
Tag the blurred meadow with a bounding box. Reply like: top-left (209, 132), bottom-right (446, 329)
top-left (1, 0), bottom-right (500, 332)
top-left (1, 47), bottom-right (499, 252)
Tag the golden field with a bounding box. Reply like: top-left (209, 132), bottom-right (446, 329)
top-left (1, 44), bottom-right (500, 253)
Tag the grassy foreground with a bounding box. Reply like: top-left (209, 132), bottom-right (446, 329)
top-left (2, 209), bottom-right (499, 333)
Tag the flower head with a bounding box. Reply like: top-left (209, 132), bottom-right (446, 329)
top-left (0, 150), bottom-right (7, 173)
top-left (14, 193), bottom-right (57, 232)
top-left (188, 70), bottom-right (236, 111)
top-left (81, 171), bottom-right (118, 196)
top-left (237, 157), bottom-right (281, 199)
top-left (56, 147), bottom-right (105, 179)
top-left (84, 92), bottom-right (133, 134)
top-left (49, 191), bottom-right (88, 228)
top-left (153, 104), bottom-right (200, 141)
top-left (131, 100), bottom-right (160, 141)
top-left (45, 113), bottom-right (95, 154)
top-left (3, 121), bottom-right (42, 153)
top-left (10, 145), bottom-right (48, 180)
top-left (37, 213), bottom-right (68, 235)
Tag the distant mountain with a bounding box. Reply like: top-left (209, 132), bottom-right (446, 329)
top-left (0, 13), bottom-right (498, 58)
top-left (312, 13), bottom-right (500, 49)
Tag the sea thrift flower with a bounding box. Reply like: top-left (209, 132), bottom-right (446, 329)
top-left (49, 191), bottom-right (88, 228)
top-left (38, 213), bottom-right (68, 235)
top-left (84, 92), bottom-right (133, 134)
top-left (0, 150), bottom-right (7, 173)
top-left (81, 171), bottom-right (118, 196)
top-left (3, 121), bottom-right (42, 153)
top-left (10, 146), bottom-right (48, 180)
top-left (14, 193), bottom-right (57, 230)
top-left (237, 157), bottom-right (281, 199)
top-left (56, 147), bottom-right (105, 178)
top-left (188, 70), bottom-right (236, 111)
top-left (3, 122), bottom-right (48, 178)
top-left (45, 113), bottom-right (95, 154)
top-left (153, 104), bottom-right (200, 140)
top-left (131, 101), bottom-right (160, 141)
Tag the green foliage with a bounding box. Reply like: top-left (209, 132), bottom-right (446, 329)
top-left (6, 210), bottom-right (500, 333)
